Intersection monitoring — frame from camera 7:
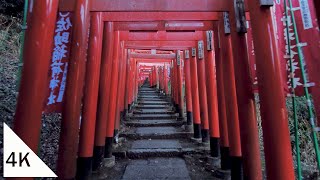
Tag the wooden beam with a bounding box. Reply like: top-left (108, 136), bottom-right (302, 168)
top-left (125, 40), bottom-right (197, 50)
top-left (114, 21), bottom-right (214, 31)
top-left (125, 41), bottom-right (198, 50)
top-left (130, 53), bottom-right (176, 59)
top-left (60, 0), bottom-right (231, 12)
top-left (120, 31), bottom-right (205, 41)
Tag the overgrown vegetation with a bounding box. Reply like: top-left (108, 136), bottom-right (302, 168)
top-left (286, 97), bottom-right (319, 172)
top-left (0, 0), bottom-right (24, 18)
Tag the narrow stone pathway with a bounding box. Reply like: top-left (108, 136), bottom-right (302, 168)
top-left (122, 84), bottom-right (192, 179)
top-left (98, 83), bottom-right (220, 179)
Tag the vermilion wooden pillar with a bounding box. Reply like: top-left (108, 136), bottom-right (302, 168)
top-left (197, 41), bottom-right (210, 143)
top-left (93, 22), bottom-right (114, 171)
top-left (121, 50), bottom-right (128, 118)
top-left (171, 65), bottom-right (176, 105)
top-left (164, 66), bottom-right (169, 94)
top-left (190, 48), bottom-right (202, 139)
top-left (176, 50), bottom-right (185, 118)
top-left (77, 12), bottom-right (103, 179)
top-left (215, 21), bottom-right (231, 170)
top-left (219, 13), bottom-right (243, 178)
top-left (127, 58), bottom-right (133, 112)
top-left (114, 44), bottom-right (127, 142)
top-left (149, 69), bottom-right (152, 86)
top-left (13, 2), bottom-right (58, 179)
top-left (175, 60), bottom-right (180, 114)
top-left (124, 50), bottom-right (130, 113)
top-left (248, 1), bottom-right (295, 179)
top-left (204, 30), bottom-right (220, 157)
top-left (105, 31), bottom-right (121, 159)
top-left (228, 4), bottom-right (263, 178)
top-left (184, 50), bottom-right (193, 126)
top-left (57, 0), bottom-right (90, 178)
top-left (160, 67), bottom-right (163, 91)
top-left (135, 62), bottom-right (139, 101)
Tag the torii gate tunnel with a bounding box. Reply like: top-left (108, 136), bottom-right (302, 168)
top-left (12, 0), bottom-right (320, 179)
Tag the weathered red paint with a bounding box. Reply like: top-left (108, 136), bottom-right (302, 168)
top-left (57, 0), bottom-right (90, 178)
top-left (13, 0), bottom-right (59, 155)
top-left (248, 0), bottom-right (295, 178)
top-left (79, 12), bottom-right (103, 158)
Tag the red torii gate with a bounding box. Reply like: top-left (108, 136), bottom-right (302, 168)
top-left (12, 0), bottom-right (311, 179)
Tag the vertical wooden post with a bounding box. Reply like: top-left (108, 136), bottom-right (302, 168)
top-left (184, 50), bottom-right (193, 126)
top-left (248, 0), bottom-right (295, 178)
top-left (197, 41), bottom-right (210, 143)
top-left (228, 1), bottom-right (263, 176)
top-left (57, 0), bottom-right (90, 178)
top-left (93, 22), bottom-right (114, 171)
top-left (219, 11), bottom-right (243, 178)
top-left (77, 12), bottom-right (103, 179)
top-left (104, 32), bottom-right (121, 159)
top-left (190, 48), bottom-right (202, 139)
top-left (204, 30), bottom-right (220, 157)
top-left (13, 0), bottom-right (59, 167)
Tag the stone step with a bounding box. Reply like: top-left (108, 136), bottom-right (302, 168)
top-left (138, 101), bottom-right (171, 105)
top-left (138, 96), bottom-right (162, 99)
top-left (131, 114), bottom-right (177, 120)
top-left (138, 98), bottom-right (168, 101)
top-left (136, 105), bottom-right (172, 109)
top-left (121, 158), bottom-right (191, 180)
top-left (121, 127), bottom-right (192, 139)
top-left (133, 109), bottom-right (174, 114)
top-left (127, 140), bottom-right (183, 158)
top-left (139, 91), bottom-right (158, 93)
top-left (139, 88), bottom-right (155, 91)
top-left (125, 120), bottom-right (184, 127)
top-left (139, 94), bottom-right (159, 97)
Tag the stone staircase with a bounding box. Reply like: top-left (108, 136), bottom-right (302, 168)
top-left (97, 84), bottom-right (223, 179)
